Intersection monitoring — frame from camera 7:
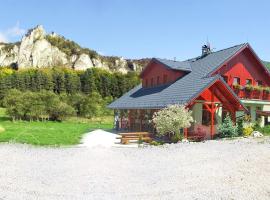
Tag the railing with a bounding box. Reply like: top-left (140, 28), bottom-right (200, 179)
top-left (232, 88), bottom-right (270, 101)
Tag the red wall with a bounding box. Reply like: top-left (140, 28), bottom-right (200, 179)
top-left (196, 88), bottom-right (220, 102)
top-left (141, 61), bottom-right (185, 87)
top-left (214, 48), bottom-right (270, 87)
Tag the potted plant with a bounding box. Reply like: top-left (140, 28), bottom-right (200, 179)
top-left (253, 85), bottom-right (262, 99)
top-left (253, 85), bottom-right (263, 92)
top-left (244, 84), bottom-right (254, 92)
top-left (263, 87), bottom-right (270, 93)
top-left (263, 87), bottom-right (270, 100)
top-left (233, 83), bottom-right (242, 90)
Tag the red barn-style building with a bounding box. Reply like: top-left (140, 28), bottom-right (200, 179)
top-left (109, 43), bottom-right (270, 139)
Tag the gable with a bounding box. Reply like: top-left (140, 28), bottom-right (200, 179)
top-left (212, 45), bottom-right (270, 86)
top-left (190, 79), bottom-right (246, 112)
top-left (140, 60), bottom-right (186, 87)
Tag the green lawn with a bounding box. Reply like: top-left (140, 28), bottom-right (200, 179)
top-left (0, 108), bottom-right (113, 146)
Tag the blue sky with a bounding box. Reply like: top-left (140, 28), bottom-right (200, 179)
top-left (1, 0), bottom-right (270, 60)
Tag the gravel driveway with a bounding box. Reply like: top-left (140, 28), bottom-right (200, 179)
top-left (0, 137), bottom-right (269, 200)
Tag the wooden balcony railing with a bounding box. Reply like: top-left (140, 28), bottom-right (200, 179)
top-left (232, 88), bottom-right (270, 101)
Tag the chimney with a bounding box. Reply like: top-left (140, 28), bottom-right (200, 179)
top-left (202, 44), bottom-right (211, 57)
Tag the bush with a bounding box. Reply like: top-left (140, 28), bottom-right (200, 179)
top-left (171, 133), bottom-right (182, 143)
top-left (150, 140), bottom-right (165, 146)
top-left (218, 114), bottom-right (238, 138)
top-left (49, 101), bottom-right (75, 121)
top-left (3, 90), bottom-right (75, 121)
top-left (152, 105), bottom-right (193, 141)
top-left (243, 125), bottom-right (253, 136)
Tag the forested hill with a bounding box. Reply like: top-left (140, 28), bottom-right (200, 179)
top-left (264, 61), bottom-right (270, 71)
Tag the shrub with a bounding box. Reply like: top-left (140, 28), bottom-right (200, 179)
top-left (171, 133), bottom-right (182, 143)
top-left (3, 90), bottom-right (75, 121)
top-left (243, 125), bottom-right (253, 136)
top-left (236, 117), bottom-right (244, 136)
top-left (218, 114), bottom-right (238, 138)
top-left (49, 102), bottom-right (75, 121)
top-left (152, 105), bottom-right (193, 141)
top-left (150, 140), bottom-right (165, 146)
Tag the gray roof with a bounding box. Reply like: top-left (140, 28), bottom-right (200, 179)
top-left (154, 58), bottom-right (192, 72)
top-left (108, 43), bottom-right (247, 109)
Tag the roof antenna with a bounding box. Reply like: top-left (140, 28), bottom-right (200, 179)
top-left (173, 57), bottom-right (176, 62)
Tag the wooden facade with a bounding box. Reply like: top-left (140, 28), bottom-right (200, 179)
top-left (113, 44), bottom-right (270, 139)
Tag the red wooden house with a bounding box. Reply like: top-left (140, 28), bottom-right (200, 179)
top-left (109, 43), bottom-right (270, 139)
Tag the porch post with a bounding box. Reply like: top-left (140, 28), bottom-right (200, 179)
top-left (140, 110), bottom-right (143, 131)
top-left (184, 128), bottom-right (188, 139)
top-left (210, 104), bottom-right (214, 139)
top-left (210, 89), bottom-right (214, 139)
top-left (128, 110), bottom-right (131, 131)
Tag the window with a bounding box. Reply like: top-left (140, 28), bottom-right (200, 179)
top-left (256, 80), bottom-right (262, 86)
top-left (246, 79), bottom-right (252, 85)
top-left (163, 74), bottom-right (168, 84)
top-left (157, 76), bottom-right (160, 85)
top-left (222, 75), bottom-right (228, 83)
top-left (151, 78), bottom-right (154, 87)
top-left (233, 77), bottom-right (240, 85)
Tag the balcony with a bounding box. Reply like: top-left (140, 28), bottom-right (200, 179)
top-left (232, 87), bottom-right (270, 101)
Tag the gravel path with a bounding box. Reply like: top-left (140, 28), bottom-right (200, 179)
top-left (0, 137), bottom-right (269, 200)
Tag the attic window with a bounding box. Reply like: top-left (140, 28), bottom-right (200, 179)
top-left (233, 77), bottom-right (240, 85)
top-left (246, 79), bottom-right (252, 85)
top-left (256, 80), bottom-right (262, 86)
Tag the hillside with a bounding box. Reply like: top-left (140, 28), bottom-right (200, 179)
top-left (0, 25), bottom-right (150, 73)
top-left (263, 61), bottom-right (270, 71)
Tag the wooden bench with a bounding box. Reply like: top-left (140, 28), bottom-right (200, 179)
top-left (118, 132), bottom-right (153, 144)
top-left (187, 132), bottom-right (206, 142)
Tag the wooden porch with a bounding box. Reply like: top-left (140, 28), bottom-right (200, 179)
top-left (115, 79), bottom-right (245, 141)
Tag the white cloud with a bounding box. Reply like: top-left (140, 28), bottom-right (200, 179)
top-left (6, 22), bottom-right (26, 37)
top-left (0, 22), bottom-right (26, 43)
top-left (0, 32), bottom-right (8, 43)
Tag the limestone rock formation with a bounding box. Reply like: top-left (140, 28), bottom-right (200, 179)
top-left (0, 25), bottom-right (147, 73)
top-left (73, 54), bottom-right (93, 70)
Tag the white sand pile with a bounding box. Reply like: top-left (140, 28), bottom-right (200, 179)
top-left (79, 129), bottom-right (118, 147)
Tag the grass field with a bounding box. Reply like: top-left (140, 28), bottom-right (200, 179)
top-left (0, 108), bottom-right (113, 146)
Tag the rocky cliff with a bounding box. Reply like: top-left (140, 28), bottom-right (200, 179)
top-left (0, 25), bottom-right (149, 73)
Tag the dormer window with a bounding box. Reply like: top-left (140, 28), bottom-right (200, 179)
top-left (246, 79), bottom-right (252, 85)
top-left (256, 80), bottom-right (262, 86)
top-left (233, 77), bottom-right (240, 85)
